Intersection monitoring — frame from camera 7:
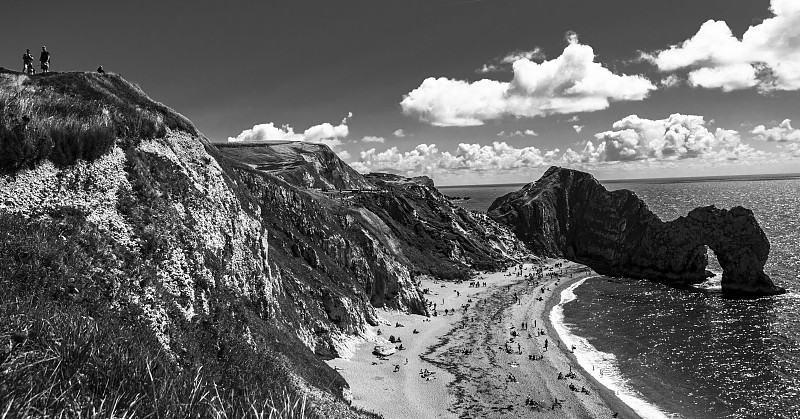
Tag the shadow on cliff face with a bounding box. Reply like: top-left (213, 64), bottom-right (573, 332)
top-left (489, 166), bottom-right (785, 297)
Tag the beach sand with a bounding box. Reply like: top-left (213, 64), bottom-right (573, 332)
top-left (327, 259), bottom-right (642, 418)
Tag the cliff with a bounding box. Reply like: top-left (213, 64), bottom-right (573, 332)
top-left (0, 69), bottom-right (523, 416)
top-left (216, 141), bottom-right (373, 190)
top-left (489, 166), bottom-right (785, 297)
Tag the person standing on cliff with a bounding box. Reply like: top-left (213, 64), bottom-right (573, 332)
top-left (39, 46), bottom-right (50, 73)
top-left (22, 49), bottom-right (35, 74)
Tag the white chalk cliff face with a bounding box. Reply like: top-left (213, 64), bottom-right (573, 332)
top-left (0, 70), bottom-right (526, 415)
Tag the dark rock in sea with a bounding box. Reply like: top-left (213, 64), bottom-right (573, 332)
top-left (489, 166), bottom-right (785, 297)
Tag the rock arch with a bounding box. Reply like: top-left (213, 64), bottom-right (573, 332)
top-left (489, 166), bottom-right (785, 297)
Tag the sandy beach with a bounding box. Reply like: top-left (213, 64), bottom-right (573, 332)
top-left (328, 259), bottom-right (642, 418)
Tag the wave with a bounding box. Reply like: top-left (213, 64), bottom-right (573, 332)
top-left (549, 277), bottom-right (677, 419)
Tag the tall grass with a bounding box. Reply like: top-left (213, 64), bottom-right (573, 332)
top-left (0, 70), bottom-right (197, 173)
top-left (0, 211), bottom-right (310, 418)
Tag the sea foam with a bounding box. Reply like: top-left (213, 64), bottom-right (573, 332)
top-left (550, 277), bottom-right (677, 419)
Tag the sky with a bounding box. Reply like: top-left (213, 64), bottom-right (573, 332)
top-left (2, 0), bottom-right (799, 185)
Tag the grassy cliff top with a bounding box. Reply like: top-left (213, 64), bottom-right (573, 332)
top-left (0, 68), bottom-right (197, 172)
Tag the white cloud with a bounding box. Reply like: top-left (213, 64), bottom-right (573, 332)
top-left (227, 123), bottom-right (304, 142)
top-left (566, 116), bottom-right (580, 123)
top-left (353, 114), bottom-right (773, 177)
top-left (393, 129), bottom-right (406, 138)
top-left (477, 47), bottom-right (546, 73)
top-left (355, 142), bottom-right (551, 175)
top-left (498, 129), bottom-right (539, 137)
top-left (228, 113), bottom-right (352, 144)
top-left (401, 35), bottom-right (656, 127)
top-left (337, 150), bottom-right (351, 160)
top-left (566, 114), bottom-right (761, 162)
top-left (645, 0), bottom-right (800, 91)
top-left (660, 74), bottom-right (682, 88)
top-left (361, 135), bottom-right (386, 143)
top-left (784, 143), bottom-right (800, 157)
top-left (572, 125), bottom-right (585, 133)
top-left (751, 119), bottom-right (800, 142)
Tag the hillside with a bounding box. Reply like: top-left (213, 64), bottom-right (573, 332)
top-left (216, 141), bottom-right (373, 190)
top-left (0, 69), bottom-right (525, 417)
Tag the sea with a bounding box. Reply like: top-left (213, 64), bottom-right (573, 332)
top-left (440, 174), bottom-right (800, 419)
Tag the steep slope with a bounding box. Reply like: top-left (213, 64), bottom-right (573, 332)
top-left (0, 69), bottom-right (415, 417)
top-left (0, 69), bottom-right (525, 417)
top-left (216, 141), bottom-right (373, 190)
top-left (489, 166), bottom-right (785, 297)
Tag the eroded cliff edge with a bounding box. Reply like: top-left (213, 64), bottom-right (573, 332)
top-left (488, 166), bottom-right (785, 297)
top-left (0, 69), bottom-right (525, 416)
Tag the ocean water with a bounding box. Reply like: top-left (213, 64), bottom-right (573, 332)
top-left (445, 175), bottom-right (800, 419)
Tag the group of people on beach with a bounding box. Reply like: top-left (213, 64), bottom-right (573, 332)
top-left (22, 47), bottom-right (50, 74)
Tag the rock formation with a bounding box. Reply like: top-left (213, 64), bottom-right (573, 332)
top-left (489, 166), bottom-right (785, 297)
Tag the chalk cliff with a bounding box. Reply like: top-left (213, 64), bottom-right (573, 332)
top-left (0, 69), bottom-right (525, 416)
top-left (489, 166), bottom-right (785, 297)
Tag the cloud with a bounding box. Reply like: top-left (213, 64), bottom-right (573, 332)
top-left (353, 142), bottom-right (553, 175)
top-left (477, 48), bottom-right (545, 73)
top-left (227, 123), bottom-right (304, 142)
top-left (645, 0), bottom-right (800, 91)
top-left (393, 129), bottom-right (406, 138)
top-left (566, 116), bottom-right (580, 123)
top-left (784, 143), bottom-right (800, 157)
top-left (401, 35), bottom-right (656, 127)
top-left (361, 135), bottom-right (386, 143)
top-left (565, 114), bottom-right (761, 163)
top-left (228, 113), bottom-right (352, 144)
top-left (498, 129), bottom-right (538, 137)
top-left (337, 150), bottom-right (351, 160)
top-left (751, 119), bottom-right (800, 142)
top-left (572, 125), bottom-right (585, 133)
top-left (354, 114), bottom-right (770, 177)
top-left (659, 74), bottom-right (682, 88)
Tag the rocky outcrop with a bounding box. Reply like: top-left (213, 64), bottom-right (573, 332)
top-left (489, 166), bottom-right (785, 297)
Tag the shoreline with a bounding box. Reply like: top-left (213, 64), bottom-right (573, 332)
top-left (544, 274), bottom-right (643, 419)
top-left (328, 260), bottom-right (644, 418)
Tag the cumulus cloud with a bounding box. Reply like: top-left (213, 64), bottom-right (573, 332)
top-left (361, 135), bottom-right (386, 143)
top-left (784, 143), bottom-right (800, 157)
top-left (353, 142), bottom-right (552, 175)
top-left (645, 0), bottom-right (800, 91)
top-left (401, 35), bottom-right (656, 127)
top-left (353, 114), bottom-right (770, 176)
top-left (498, 129), bottom-right (538, 137)
top-left (751, 119), bottom-right (800, 142)
top-left (572, 125), bottom-right (585, 133)
top-left (228, 113), bottom-right (353, 144)
top-left (477, 48), bottom-right (546, 73)
top-left (564, 114), bottom-right (760, 163)
top-left (393, 129), bottom-right (406, 138)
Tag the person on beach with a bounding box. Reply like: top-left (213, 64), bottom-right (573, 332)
top-left (22, 49), bottom-right (35, 74)
top-left (39, 46), bottom-right (50, 73)
top-left (544, 339), bottom-right (548, 351)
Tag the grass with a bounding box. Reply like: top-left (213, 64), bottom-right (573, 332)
top-left (0, 211), bottom-right (313, 418)
top-left (0, 69), bottom-right (197, 173)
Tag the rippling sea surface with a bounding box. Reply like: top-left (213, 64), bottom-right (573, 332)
top-left (443, 175), bottom-right (800, 419)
